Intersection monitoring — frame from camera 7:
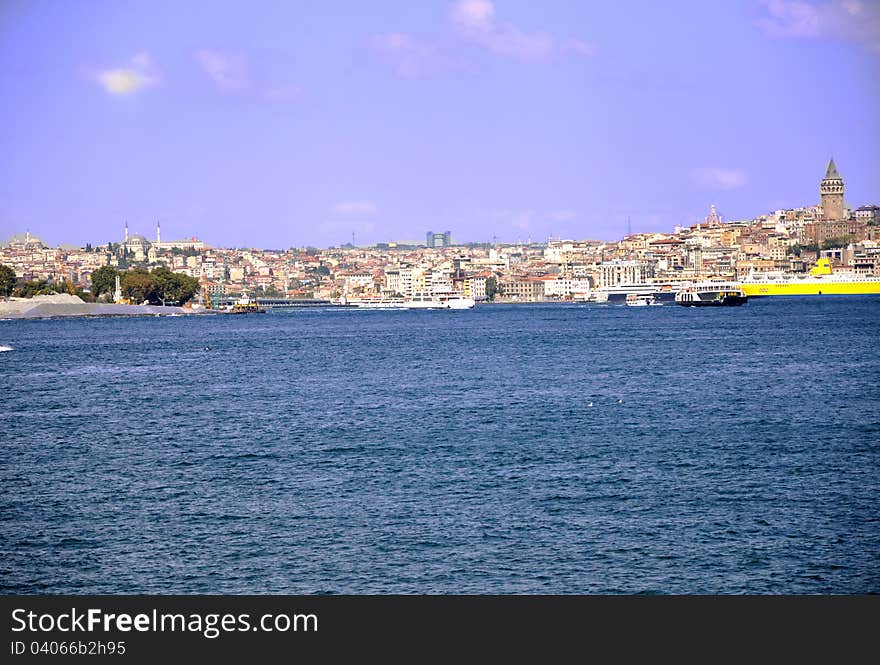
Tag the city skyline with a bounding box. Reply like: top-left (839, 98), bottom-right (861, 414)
top-left (2, 1), bottom-right (879, 248)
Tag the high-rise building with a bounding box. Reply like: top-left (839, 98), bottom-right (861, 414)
top-left (820, 158), bottom-right (845, 221)
top-left (426, 230), bottom-right (452, 248)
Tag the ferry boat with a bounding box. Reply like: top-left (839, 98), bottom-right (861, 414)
top-left (675, 281), bottom-right (747, 307)
top-left (740, 258), bottom-right (880, 297)
top-left (227, 294), bottom-right (266, 314)
top-left (625, 293), bottom-right (660, 306)
top-left (339, 294), bottom-right (407, 309)
top-left (341, 290), bottom-right (475, 310)
top-left (596, 281), bottom-right (688, 304)
top-left (405, 290), bottom-right (475, 309)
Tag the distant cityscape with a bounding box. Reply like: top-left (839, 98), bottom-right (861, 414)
top-left (2, 159), bottom-right (878, 303)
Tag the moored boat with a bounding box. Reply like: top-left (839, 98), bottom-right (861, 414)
top-left (625, 293), bottom-right (660, 306)
top-left (342, 290), bottom-right (475, 309)
top-left (675, 282), bottom-right (747, 307)
top-left (227, 294), bottom-right (266, 313)
top-left (740, 259), bottom-right (880, 297)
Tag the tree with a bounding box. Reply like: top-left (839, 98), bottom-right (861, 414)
top-left (151, 266), bottom-right (176, 305)
top-left (122, 269), bottom-right (157, 304)
top-left (171, 272), bottom-right (199, 305)
top-left (13, 280), bottom-right (56, 298)
top-left (148, 266), bottom-right (199, 305)
top-left (91, 266), bottom-right (118, 299)
top-left (0, 264), bottom-right (16, 297)
top-left (485, 276), bottom-right (500, 301)
top-left (821, 236), bottom-right (852, 250)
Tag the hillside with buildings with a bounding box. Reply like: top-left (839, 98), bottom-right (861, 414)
top-left (2, 160), bottom-right (878, 304)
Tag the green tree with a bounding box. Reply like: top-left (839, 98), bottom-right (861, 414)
top-left (821, 236), bottom-right (852, 250)
top-left (150, 266), bottom-right (176, 305)
top-left (75, 287), bottom-right (95, 303)
top-left (0, 263), bottom-right (16, 297)
top-left (149, 266), bottom-right (199, 305)
top-left (485, 276), bottom-right (500, 301)
top-left (13, 280), bottom-right (56, 298)
top-left (172, 272), bottom-right (199, 305)
top-left (91, 266), bottom-right (118, 299)
top-left (122, 269), bottom-right (157, 304)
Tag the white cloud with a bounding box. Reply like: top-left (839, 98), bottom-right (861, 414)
top-left (693, 168), bottom-right (747, 190)
top-left (333, 201), bottom-right (378, 215)
top-left (369, 33), bottom-right (444, 78)
top-left (450, 0), bottom-right (597, 61)
top-left (756, 0), bottom-right (880, 53)
top-left (452, 0), bottom-right (496, 30)
top-left (93, 52), bottom-right (161, 95)
top-left (196, 49), bottom-right (249, 90)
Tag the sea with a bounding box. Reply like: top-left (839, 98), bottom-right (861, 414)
top-left (1, 298), bottom-right (878, 594)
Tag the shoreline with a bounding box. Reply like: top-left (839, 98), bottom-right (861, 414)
top-left (0, 294), bottom-right (214, 320)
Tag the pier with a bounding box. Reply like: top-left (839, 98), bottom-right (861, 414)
top-left (212, 297), bottom-right (341, 310)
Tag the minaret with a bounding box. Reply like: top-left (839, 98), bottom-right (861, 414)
top-left (820, 158), bottom-right (844, 221)
top-left (124, 221), bottom-right (129, 243)
top-left (113, 274), bottom-right (123, 303)
top-left (157, 221), bottom-right (161, 246)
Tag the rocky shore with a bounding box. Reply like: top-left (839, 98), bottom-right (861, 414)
top-left (0, 294), bottom-right (201, 319)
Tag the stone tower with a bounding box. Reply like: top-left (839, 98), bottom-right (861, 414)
top-left (820, 158), bottom-right (844, 221)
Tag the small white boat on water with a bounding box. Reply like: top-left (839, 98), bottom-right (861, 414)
top-left (625, 293), bottom-right (660, 306)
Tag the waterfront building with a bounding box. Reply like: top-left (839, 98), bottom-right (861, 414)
top-left (594, 260), bottom-right (653, 288)
top-left (460, 274), bottom-right (488, 300)
top-left (500, 277), bottom-right (545, 302)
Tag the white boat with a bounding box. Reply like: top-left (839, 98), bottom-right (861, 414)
top-left (575, 290), bottom-right (609, 303)
top-left (403, 290), bottom-right (475, 309)
top-left (340, 294), bottom-right (407, 309)
top-left (626, 293), bottom-right (660, 306)
top-left (597, 281), bottom-right (687, 304)
top-left (343, 290), bottom-right (475, 310)
top-left (674, 281), bottom-right (747, 307)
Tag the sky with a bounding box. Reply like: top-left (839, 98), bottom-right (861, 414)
top-left (1, 0), bottom-right (878, 249)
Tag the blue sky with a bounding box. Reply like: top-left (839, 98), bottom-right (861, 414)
top-left (1, 0), bottom-right (878, 248)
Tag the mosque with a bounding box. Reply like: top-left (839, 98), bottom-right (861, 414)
top-left (121, 222), bottom-right (205, 261)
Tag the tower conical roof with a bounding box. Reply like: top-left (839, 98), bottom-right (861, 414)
top-left (824, 158), bottom-right (840, 180)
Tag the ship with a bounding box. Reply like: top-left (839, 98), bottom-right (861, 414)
top-left (675, 281), bottom-right (747, 307)
top-left (227, 294), bottom-right (266, 313)
top-left (625, 293), bottom-right (661, 306)
top-left (740, 259), bottom-right (880, 297)
top-left (594, 280), bottom-right (688, 304)
top-left (340, 290), bottom-right (475, 310)
top-left (404, 290), bottom-right (475, 309)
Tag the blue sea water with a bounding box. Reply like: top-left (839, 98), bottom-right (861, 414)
top-left (1, 298), bottom-right (878, 594)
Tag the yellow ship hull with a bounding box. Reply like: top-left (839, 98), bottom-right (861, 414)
top-left (741, 280), bottom-right (880, 297)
